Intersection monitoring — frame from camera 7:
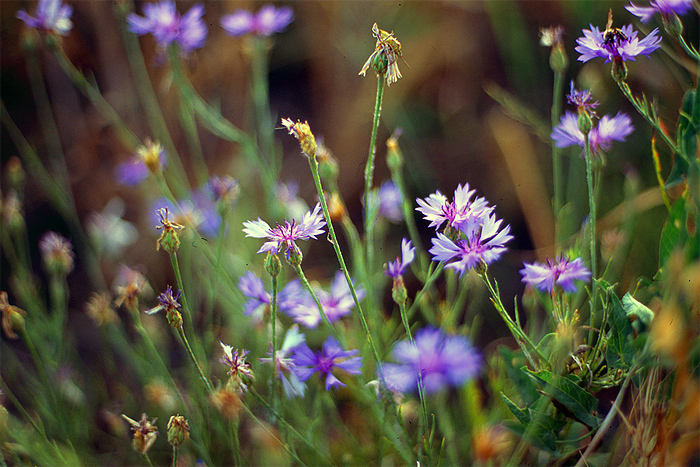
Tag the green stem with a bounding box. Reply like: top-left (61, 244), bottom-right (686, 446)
top-left (172, 445), bottom-right (179, 467)
top-left (170, 252), bottom-right (195, 339)
top-left (270, 274), bottom-right (279, 419)
top-left (584, 134), bottom-right (598, 325)
top-left (142, 453), bottom-right (155, 467)
top-left (291, 264), bottom-right (342, 344)
top-left (364, 74), bottom-right (386, 275)
top-left (551, 69), bottom-right (566, 247)
top-left (406, 262), bottom-right (444, 323)
top-left (177, 326), bottom-right (213, 393)
top-left (251, 37), bottom-right (277, 173)
top-left (307, 154), bottom-right (382, 367)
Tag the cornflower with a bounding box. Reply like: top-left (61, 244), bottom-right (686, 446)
top-left (242, 203), bottom-right (326, 260)
top-left (575, 13), bottom-right (661, 64)
top-left (146, 285), bottom-right (182, 328)
top-left (128, 0), bottom-right (207, 53)
top-left (379, 327), bottom-right (481, 394)
top-left (221, 4), bottom-right (293, 37)
top-left (551, 111), bottom-right (634, 156)
top-left (520, 255), bottom-right (591, 293)
top-left (626, 0), bottom-right (694, 23)
top-left (376, 180), bottom-right (403, 223)
top-left (416, 183), bottom-right (492, 233)
top-left (207, 175), bottom-right (240, 205)
top-left (155, 207), bottom-right (184, 253)
top-left (384, 238), bottom-right (415, 279)
top-left (260, 325), bottom-right (307, 398)
top-left (39, 231), bottom-right (74, 277)
top-left (238, 271), bottom-right (304, 323)
top-left (429, 212), bottom-right (512, 275)
top-left (219, 342), bottom-right (254, 394)
top-left (292, 336), bottom-right (363, 390)
top-left (115, 140), bottom-right (167, 185)
top-left (16, 0), bottom-right (72, 36)
top-left (286, 271), bottom-right (365, 328)
top-left (566, 81), bottom-right (599, 117)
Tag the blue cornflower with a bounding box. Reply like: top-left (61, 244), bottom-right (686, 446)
top-left (287, 271), bottom-right (365, 328)
top-left (520, 255), bottom-right (591, 293)
top-left (384, 238), bottom-right (415, 279)
top-left (292, 336), bottom-right (362, 390)
top-left (566, 81), bottom-right (600, 116)
top-left (260, 325), bottom-right (307, 398)
top-left (377, 180), bottom-right (403, 223)
top-left (243, 203), bottom-right (326, 257)
top-left (626, 0), bottom-right (694, 23)
top-left (238, 271), bottom-right (304, 322)
top-left (576, 23), bottom-right (661, 63)
top-left (17, 0), bottom-right (72, 35)
top-left (429, 212), bottom-right (512, 275)
top-left (551, 111), bottom-right (634, 156)
top-left (221, 4), bottom-right (293, 37)
top-left (379, 327), bottom-right (481, 394)
top-left (128, 0), bottom-right (207, 52)
top-left (416, 183), bottom-right (492, 232)
top-left (219, 342), bottom-right (254, 394)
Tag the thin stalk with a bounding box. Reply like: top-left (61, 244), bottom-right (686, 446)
top-left (390, 163), bottom-right (427, 271)
top-left (551, 68), bottom-right (566, 246)
top-left (270, 274), bottom-right (279, 418)
top-left (364, 75), bottom-right (386, 274)
top-left (584, 134), bottom-right (598, 324)
top-left (251, 37), bottom-right (277, 173)
top-left (406, 262), bottom-right (444, 323)
top-left (172, 445), bottom-right (179, 467)
top-left (142, 453), bottom-right (155, 467)
top-left (48, 276), bottom-right (69, 359)
top-left (170, 252), bottom-right (195, 339)
top-left (307, 154), bottom-right (382, 367)
top-left (176, 326), bottom-right (213, 393)
top-left (291, 264), bottom-right (343, 345)
top-left (177, 92), bottom-right (208, 186)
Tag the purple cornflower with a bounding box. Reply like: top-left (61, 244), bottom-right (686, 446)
top-left (292, 336), bottom-right (362, 390)
top-left (429, 212), bottom-right (512, 275)
top-left (128, 0), bottom-right (207, 53)
top-left (626, 0), bottom-right (694, 23)
top-left (287, 271), bottom-right (365, 328)
top-left (377, 181), bottom-right (403, 223)
top-left (238, 271), bottom-right (304, 322)
top-left (520, 255), bottom-right (591, 293)
top-left (156, 285), bottom-right (181, 311)
top-left (379, 327), bottom-right (481, 394)
top-left (384, 238), bottom-right (415, 278)
top-left (221, 4), bottom-right (293, 37)
top-left (575, 23), bottom-right (661, 63)
top-left (17, 0), bottom-right (73, 35)
top-left (552, 111), bottom-right (634, 156)
top-left (260, 325), bottom-right (307, 398)
top-left (219, 342), bottom-right (254, 393)
top-left (243, 203), bottom-right (326, 258)
top-left (416, 183), bottom-right (491, 232)
top-left (152, 195), bottom-right (221, 238)
top-left (207, 175), bottom-right (239, 204)
top-left (566, 81), bottom-right (599, 116)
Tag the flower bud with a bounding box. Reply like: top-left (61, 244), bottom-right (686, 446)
top-left (611, 58), bottom-right (628, 82)
top-left (167, 414), bottom-right (190, 447)
top-left (391, 277), bottom-right (408, 306)
top-left (39, 231), bottom-right (74, 277)
top-left (3, 190), bottom-right (25, 234)
top-left (5, 157), bottom-right (26, 191)
top-left (386, 130), bottom-right (404, 172)
top-left (577, 110), bottom-right (593, 136)
top-left (327, 192), bottom-right (346, 222)
top-left (662, 13), bottom-right (683, 38)
top-left (265, 252), bottom-right (282, 278)
top-left (549, 44), bottom-right (569, 74)
top-left (1, 291), bottom-right (27, 340)
top-left (285, 243), bottom-right (303, 267)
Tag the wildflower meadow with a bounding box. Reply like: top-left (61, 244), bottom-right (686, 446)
top-left (1, 0), bottom-right (699, 465)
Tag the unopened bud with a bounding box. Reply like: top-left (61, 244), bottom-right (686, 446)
top-left (265, 252), bottom-right (282, 278)
top-left (167, 414), bottom-right (190, 447)
top-left (577, 110), bottom-right (593, 136)
top-left (549, 44), bottom-right (569, 74)
top-left (662, 13), bottom-right (683, 38)
top-left (327, 192), bottom-right (346, 222)
top-left (1, 291), bottom-right (27, 340)
top-left (611, 58), bottom-right (628, 82)
top-left (391, 277), bottom-right (408, 306)
top-left (285, 243), bottom-right (303, 267)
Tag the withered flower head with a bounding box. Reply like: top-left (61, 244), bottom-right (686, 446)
top-left (122, 413), bottom-right (158, 455)
top-left (359, 23), bottom-right (403, 86)
top-left (0, 291), bottom-right (27, 339)
top-left (156, 207), bottom-right (184, 253)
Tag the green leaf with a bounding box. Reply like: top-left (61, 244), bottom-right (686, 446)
top-left (500, 394), bottom-right (558, 453)
top-left (523, 368), bottom-right (600, 428)
top-left (498, 346), bottom-right (539, 405)
top-left (606, 294), bottom-right (636, 371)
top-left (622, 293), bottom-right (654, 329)
top-left (659, 196), bottom-right (690, 268)
top-left (676, 88), bottom-right (698, 165)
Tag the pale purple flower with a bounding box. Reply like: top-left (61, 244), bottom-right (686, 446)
top-left (207, 175), bottom-right (239, 204)
top-left (429, 213), bottom-right (512, 275)
top-left (86, 197), bottom-right (138, 257)
top-left (384, 238), bottom-right (415, 278)
top-left (377, 181), bottom-right (403, 223)
top-left (416, 183), bottom-right (491, 232)
top-left (552, 111), bottom-right (634, 155)
top-left (292, 336), bottom-right (362, 391)
top-left (221, 4), bottom-right (293, 37)
top-left (238, 271), bottom-right (304, 322)
top-left (219, 341), bottom-right (254, 393)
top-left (128, 1), bottom-right (207, 52)
top-left (286, 271), bottom-right (365, 328)
top-left (260, 325), bottom-right (307, 398)
top-left (576, 24), bottom-right (661, 63)
top-left (115, 152), bottom-right (167, 186)
top-left (566, 81), bottom-right (599, 116)
top-left (520, 255), bottom-right (591, 293)
top-left (379, 327), bottom-right (481, 394)
top-left (243, 203), bottom-right (326, 257)
top-left (17, 0), bottom-right (73, 35)
top-left (39, 231), bottom-right (74, 275)
top-left (626, 0), bottom-right (694, 23)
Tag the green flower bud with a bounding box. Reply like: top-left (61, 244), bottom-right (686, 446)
top-left (549, 44), bottom-right (569, 74)
top-left (577, 110), bottom-right (593, 136)
top-left (285, 243), bottom-right (303, 268)
top-left (265, 252), bottom-right (282, 278)
top-left (391, 277), bottom-right (408, 306)
top-left (167, 414), bottom-right (190, 447)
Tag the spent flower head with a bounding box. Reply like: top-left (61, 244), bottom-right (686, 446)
top-left (148, 285), bottom-right (183, 328)
top-left (128, 0), bottom-right (207, 53)
top-left (85, 292), bottom-right (119, 327)
top-left (552, 111), bottom-right (634, 156)
top-left (155, 207), bottom-right (184, 253)
top-left (39, 231), bottom-right (74, 277)
top-left (116, 140), bottom-right (167, 185)
top-left (380, 327), bottom-right (481, 394)
top-left (17, 0), bottom-right (72, 36)
top-left (122, 413), bottom-right (158, 455)
top-left (520, 254), bottom-right (591, 293)
top-left (221, 4), bottom-right (293, 37)
top-left (359, 23), bottom-right (403, 86)
top-left (626, 0), bottom-right (694, 23)
top-left (166, 415), bottom-right (189, 447)
top-left (292, 336), bottom-right (363, 391)
top-left (0, 291), bottom-right (27, 340)
top-left (539, 26), bottom-right (564, 47)
top-left (281, 118), bottom-right (317, 156)
top-left (113, 265), bottom-right (151, 311)
top-left (219, 342), bottom-right (254, 394)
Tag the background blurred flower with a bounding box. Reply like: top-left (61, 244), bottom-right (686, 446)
top-left (520, 255), bottom-right (591, 293)
top-left (292, 336), bottom-right (362, 390)
top-left (87, 198), bottom-right (138, 257)
top-left (286, 271), bottom-right (365, 328)
top-left (238, 271), bottom-right (304, 323)
top-left (552, 111), bottom-right (634, 155)
top-left (128, 0), bottom-right (207, 52)
top-left (260, 325), bottom-right (307, 398)
top-left (626, 0), bottom-right (694, 23)
top-left (221, 4), bottom-right (293, 37)
top-left (376, 180), bottom-right (403, 223)
top-left (39, 231), bottom-right (74, 276)
top-left (16, 0), bottom-right (72, 35)
top-left (380, 327), bottom-right (481, 394)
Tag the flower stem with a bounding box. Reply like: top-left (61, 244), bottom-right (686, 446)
top-left (291, 263), bottom-right (343, 344)
top-left (177, 326), bottom-right (213, 393)
top-left (584, 134), bottom-right (598, 325)
top-left (172, 445), bottom-right (179, 467)
top-left (270, 274), bottom-right (279, 418)
top-left (364, 74), bottom-right (386, 274)
top-left (142, 453), bottom-right (155, 467)
top-left (551, 69), bottom-right (566, 247)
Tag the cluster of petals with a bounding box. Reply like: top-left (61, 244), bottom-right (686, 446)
top-left (221, 4), bottom-right (293, 37)
top-left (552, 111), bottom-right (634, 155)
top-left (384, 238), bottom-right (415, 279)
top-left (286, 271), bottom-right (365, 328)
top-left (219, 342), bottom-right (254, 393)
top-left (380, 327), bottom-right (480, 394)
top-left (576, 24), bottom-right (661, 63)
top-left (243, 203), bottom-right (326, 257)
top-left (429, 212), bottom-right (512, 276)
top-left (17, 0), bottom-right (72, 35)
top-left (416, 183), bottom-right (491, 232)
top-left (238, 271), bottom-right (304, 322)
top-left (520, 255), bottom-right (591, 293)
top-left (128, 0), bottom-right (207, 52)
top-left (259, 326), bottom-right (307, 398)
top-left (566, 81), bottom-right (599, 116)
top-left (626, 0), bottom-right (694, 23)
top-left (292, 336), bottom-right (362, 390)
